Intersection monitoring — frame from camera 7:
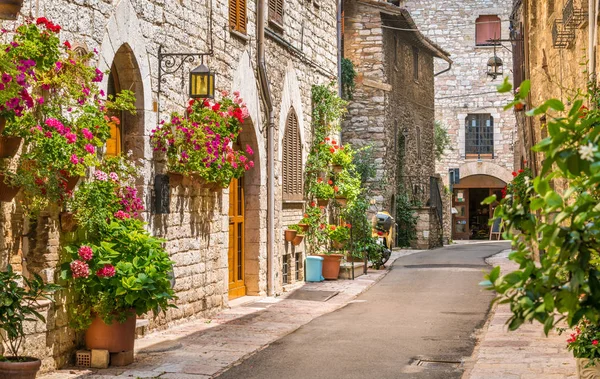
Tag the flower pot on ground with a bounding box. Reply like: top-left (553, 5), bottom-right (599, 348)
top-left (0, 0), bottom-right (24, 20)
top-left (85, 310), bottom-right (136, 353)
top-left (284, 229), bottom-right (297, 242)
top-left (292, 234), bottom-right (304, 246)
top-left (0, 358), bottom-right (41, 379)
top-left (0, 136), bottom-right (22, 158)
top-left (0, 265), bottom-right (60, 379)
top-left (316, 254), bottom-right (344, 280)
top-left (0, 173), bottom-right (21, 202)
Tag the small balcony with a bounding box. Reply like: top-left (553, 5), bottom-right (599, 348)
top-left (563, 0), bottom-right (588, 29)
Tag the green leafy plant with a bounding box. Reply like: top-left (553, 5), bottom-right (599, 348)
top-left (434, 121), bottom-right (453, 161)
top-left (62, 219), bottom-right (177, 329)
top-left (328, 223), bottom-right (350, 244)
top-left (331, 144), bottom-right (354, 168)
top-left (341, 58), bottom-right (357, 100)
top-left (0, 265), bottom-right (60, 360)
top-left (395, 193), bottom-right (417, 247)
top-left (150, 92), bottom-right (255, 187)
top-left (482, 77), bottom-right (600, 338)
top-left (559, 320), bottom-right (600, 363)
top-left (311, 180), bottom-right (335, 200)
top-left (288, 224), bottom-right (303, 233)
top-left (336, 169), bottom-right (361, 202)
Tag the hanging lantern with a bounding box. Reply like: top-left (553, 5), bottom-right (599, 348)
top-left (189, 64), bottom-right (215, 99)
top-left (487, 55), bottom-right (504, 80)
top-left (0, 0), bottom-right (24, 20)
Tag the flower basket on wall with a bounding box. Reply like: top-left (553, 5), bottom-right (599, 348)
top-left (0, 0), bottom-right (24, 20)
top-left (284, 229), bottom-right (297, 242)
top-left (0, 173), bottom-right (20, 202)
top-left (292, 234), bottom-right (304, 246)
top-left (317, 198), bottom-right (328, 207)
top-left (332, 240), bottom-right (346, 250)
top-left (0, 136), bottom-right (21, 158)
top-left (298, 223), bottom-right (309, 233)
top-left (60, 212), bottom-right (78, 232)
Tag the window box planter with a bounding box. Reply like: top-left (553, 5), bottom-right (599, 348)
top-left (0, 357), bottom-right (41, 379)
top-left (0, 0), bottom-right (23, 20)
top-left (0, 136), bottom-right (22, 158)
top-left (292, 234), bottom-right (304, 246)
top-left (284, 229), bottom-right (297, 242)
top-left (0, 173), bottom-right (20, 202)
top-left (334, 196), bottom-right (347, 207)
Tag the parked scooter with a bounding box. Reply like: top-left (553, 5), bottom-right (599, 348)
top-left (371, 211), bottom-right (394, 266)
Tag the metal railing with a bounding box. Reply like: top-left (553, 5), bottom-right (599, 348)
top-left (429, 176), bottom-right (444, 232)
top-left (563, 0), bottom-right (587, 28)
top-left (400, 176), bottom-right (431, 207)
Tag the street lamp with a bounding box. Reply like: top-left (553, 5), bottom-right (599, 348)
top-left (189, 63), bottom-right (215, 99)
top-left (487, 55), bottom-right (503, 80)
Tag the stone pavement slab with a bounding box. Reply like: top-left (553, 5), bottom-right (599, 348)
top-left (463, 250), bottom-right (577, 379)
top-left (39, 249), bottom-right (421, 379)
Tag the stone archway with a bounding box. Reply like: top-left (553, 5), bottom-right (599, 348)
top-left (458, 161), bottom-right (514, 184)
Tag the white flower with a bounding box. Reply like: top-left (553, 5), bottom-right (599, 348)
top-left (524, 176), bottom-right (531, 186)
top-left (579, 143), bottom-right (597, 162)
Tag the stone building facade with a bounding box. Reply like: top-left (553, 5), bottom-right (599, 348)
top-left (0, 0), bottom-right (338, 372)
top-left (511, 0), bottom-right (592, 177)
top-left (341, 0), bottom-right (450, 248)
top-left (405, 0), bottom-right (517, 240)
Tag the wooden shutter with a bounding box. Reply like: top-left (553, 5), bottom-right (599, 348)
top-left (283, 109), bottom-right (302, 201)
top-left (229, 0), bottom-right (247, 34)
top-left (269, 0), bottom-right (284, 26)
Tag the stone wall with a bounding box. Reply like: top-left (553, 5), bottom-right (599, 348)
top-left (0, 0), bottom-right (337, 372)
top-left (405, 0), bottom-right (516, 185)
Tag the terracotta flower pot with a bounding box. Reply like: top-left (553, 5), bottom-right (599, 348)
top-left (335, 197), bottom-right (347, 207)
top-left (316, 254), bottom-right (343, 280)
top-left (167, 172), bottom-right (184, 186)
top-left (332, 240), bottom-right (346, 250)
top-left (317, 198), bottom-right (328, 207)
top-left (331, 164), bottom-right (343, 174)
top-left (60, 212), bottom-right (78, 232)
top-left (0, 0), bottom-right (23, 20)
top-left (0, 136), bottom-right (22, 158)
top-left (298, 223), bottom-right (309, 233)
top-left (577, 358), bottom-right (600, 378)
top-left (0, 116), bottom-right (6, 133)
top-left (85, 311), bottom-right (136, 353)
top-left (63, 175), bottom-right (83, 191)
top-left (0, 173), bottom-right (21, 202)
top-left (284, 229), bottom-right (297, 242)
top-left (292, 234), bottom-right (304, 246)
top-left (0, 357), bottom-right (41, 379)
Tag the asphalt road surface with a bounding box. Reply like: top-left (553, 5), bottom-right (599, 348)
top-left (217, 242), bottom-right (510, 379)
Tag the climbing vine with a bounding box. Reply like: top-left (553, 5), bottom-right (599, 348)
top-left (341, 58), bottom-right (357, 100)
top-left (434, 121), bottom-right (452, 161)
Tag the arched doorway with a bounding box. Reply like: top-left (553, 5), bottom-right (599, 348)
top-left (452, 175), bottom-right (506, 240)
top-left (104, 44), bottom-right (145, 160)
top-left (228, 119), bottom-right (262, 299)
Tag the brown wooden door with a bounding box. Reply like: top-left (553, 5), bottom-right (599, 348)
top-left (453, 188), bottom-right (469, 240)
top-left (228, 177), bottom-right (246, 299)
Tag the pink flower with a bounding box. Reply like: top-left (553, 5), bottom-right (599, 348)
top-left (70, 154), bottom-right (80, 165)
top-left (109, 172), bottom-right (119, 182)
top-left (55, 61), bottom-right (62, 72)
top-left (594, 340), bottom-right (599, 346)
top-left (37, 97), bottom-right (44, 104)
top-left (82, 128), bottom-right (93, 140)
top-left (248, 161), bottom-right (254, 168)
top-left (78, 245), bottom-right (93, 261)
top-left (94, 170), bottom-right (108, 181)
top-left (70, 260), bottom-right (90, 278)
top-left (114, 210), bottom-right (130, 220)
top-left (85, 144), bottom-right (95, 154)
top-left (246, 145), bottom-right (253, 155)
top-left (96, 264), bottom-right (116, 278)
top-left (244, 164), bottom-right (249, 171)
top-left (65, 132), bottom-right (77, 144)
top-left (233, 91), bottom-right (240, 97)
top-left (221, 90), bottom-right (229, 97)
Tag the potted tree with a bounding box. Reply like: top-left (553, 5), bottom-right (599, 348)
top-left (0, 265), bottom-right (60, 379)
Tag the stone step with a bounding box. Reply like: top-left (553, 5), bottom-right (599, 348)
top-left (339, 261), bottom-right (366, 280)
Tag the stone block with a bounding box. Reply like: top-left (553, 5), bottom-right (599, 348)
top-left (91, 349), bottom-right (110, 369)
top-left (110, 350), bottom-right (134, 367)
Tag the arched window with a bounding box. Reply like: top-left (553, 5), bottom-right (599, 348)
top-left (476, 15), bottom-right (501, 46)
top-left (105, 62), bottom-right (122, 157)
top-left (282, 109), bottom-right (302, 201)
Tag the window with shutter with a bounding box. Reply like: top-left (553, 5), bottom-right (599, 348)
top-left (475, 15), bottom-right (501, 46)
top-left (268, 0), bottom-right (284, 28)
top-left (282, 109), bottom-right (302, 201)
top-left (229, 0), bottom-right (247, 34)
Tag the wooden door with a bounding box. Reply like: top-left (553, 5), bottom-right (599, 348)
top-left (228, 177), bottom-right (246, 299)
top-left (453, 188), bottom-right (469, 240)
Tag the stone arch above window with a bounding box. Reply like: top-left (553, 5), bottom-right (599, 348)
top-left (282, 108), bottom-right (302, 201)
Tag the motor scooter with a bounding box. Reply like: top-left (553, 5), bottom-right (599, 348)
top-left (371, 211), bottom-right (394, 266)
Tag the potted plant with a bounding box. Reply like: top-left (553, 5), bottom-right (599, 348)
top-left (315, 250), bottom-right (344, 280)
top-left (331, 143), bottom-right (353, 173)
top-left (284, 227), bottom-right (297, 242)
top-left (561, 320), bottom-right (600, 377)
top-left (0, 170), bottom-right (21, 202)
top-left (288, 224), bottom-right (304, 246)
top-left (62, 156), bottom-right (177, 353)
top-left (328, 223), bottom-right (350, 250)
top-left (0, 265), bottom-right (60, 379)
top-left (311, 179), bottom-right (335, 206)
top-left (0, 0), bottom-right (24, 20)
top-left (150, 92), bottom-right (255, 189)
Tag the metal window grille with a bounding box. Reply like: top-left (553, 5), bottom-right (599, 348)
top-left (552, 20), bottom-right (574, 48)
top-left (563, 0), bottom-right (587, 28)
top-left (268, 0), bottom-right (284, 26)
top-left (282, 254), bottom-right (289, 284)
top-left (229, 0), bottom-right (247, 34)
top-left (283, 109), bottom-right (303, 201)
top-left (295, 253), bottom-right (301, 281)
top-left (465, 114), bottom-right (494, 158)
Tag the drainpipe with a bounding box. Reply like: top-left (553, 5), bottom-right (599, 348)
top-left (257, 0), bottom-right (275, 297)
top-left (589, 0), bottom-right (597, 84)
top-left (434, 61), bottom-right (452, 77)
top-left (337, 0), bottom-right (343, 144)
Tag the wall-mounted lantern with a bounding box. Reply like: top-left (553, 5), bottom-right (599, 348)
top-left (487, 55), bottom-right (503, 80)
top-left (189, 63), bottom-right (215, 99)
